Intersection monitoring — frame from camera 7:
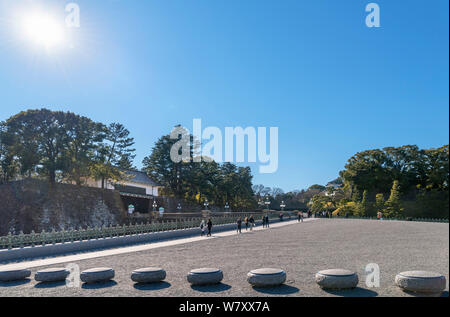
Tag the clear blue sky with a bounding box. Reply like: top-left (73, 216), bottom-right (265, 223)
top-left (0, 0), bottom-right (448, 192)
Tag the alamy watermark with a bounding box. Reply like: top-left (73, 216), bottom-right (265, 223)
top-left (366, 3), bottom-right (381, 28)
top-left (65, 263), bottom-right (80, 288)
top-left (365, 263), bottom-right (381, 288)
top-left (65, 2), bottom-right (80, 28)
top-left (170, 119), bottom-right (279, 174)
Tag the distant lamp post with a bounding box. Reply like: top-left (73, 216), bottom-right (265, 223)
top-left (264, 196), bottom-right (271, 210)
top-left (225, 202), bottom-right (230, 213)
top-left (280, 201), bottom-right (286, 212)
top-left (204, 199), bottom-right (209, 211)
top-left (177, 203), bottom-right (182, 213)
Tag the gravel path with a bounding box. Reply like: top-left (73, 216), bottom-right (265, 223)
top-left (1, 219), bottom-right (448, 297)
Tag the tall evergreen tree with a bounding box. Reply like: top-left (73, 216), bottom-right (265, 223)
top-left (95, 123), bottom-right (136, 188)
top-left (375, 193), bottom-right (385, 213)
top-left (358, 190), bottom-right (369, 217)
top-left (384, 180), bottom-right (403, 218)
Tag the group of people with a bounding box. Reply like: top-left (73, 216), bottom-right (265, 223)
top-left (236, 215), bottom-right (261, 233)
top-left (201, 211), bottom-right (309, 237)
top-left (235, 215), bottom-right (273, 233)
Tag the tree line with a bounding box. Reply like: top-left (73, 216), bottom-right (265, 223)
top-left (142, 133), bottom-right (255, 211)
top-left (311, 145), bottom-right (449, 219)
top-left (0, 110), bottom-right (256, 211)
top-left (0, 109), bottom-right (135, 186)
top-left (2, 110), bottom-right (447, 218)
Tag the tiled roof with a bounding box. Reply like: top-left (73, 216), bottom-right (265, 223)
top-left (123, 170), bottom-right (160, 187)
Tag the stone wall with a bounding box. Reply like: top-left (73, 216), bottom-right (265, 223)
top-left (0, 179), bottom-right (126, 235)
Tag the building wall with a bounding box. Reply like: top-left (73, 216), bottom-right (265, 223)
top-left (85, 179), bottom-right (159, 197)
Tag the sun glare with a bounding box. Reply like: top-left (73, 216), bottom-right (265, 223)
top-left (21, 12), bottom-right (65, 49)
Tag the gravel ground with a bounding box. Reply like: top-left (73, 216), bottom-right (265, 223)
top-left (0, 219), bottom-right (448, 297)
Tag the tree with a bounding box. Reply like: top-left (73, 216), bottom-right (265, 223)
top-left (310, 195), bottom-right (334, 214)
top-left (357, 190), bottom-right (369, 217)
top-left (271, 188), bottom-right (284, 198)
top-left (3, 109), bottom-right (135, 187)
top-left (309, 184), bottom-right (326, 191)
top-left (352, 190), bottom-right (361, 203)
top-left (340, 145), bottom-right (448, 196)
top-left (0, 122), bottom-right (18, 184)
top-left (142, 132), bottom-right (256, 211)
top-left (5, 109), bottom-right (68, 183)
top-left (105, 123), bottom-right (136, 169)
top-left (384, 180), bottom-right (403, 218)
top-left (95, 123), bottom-right (136, 188)
top-left (0, 121), bottom-right (18, 183)
top-left (62, 114), bottom-right (105, 185)
top-left (252, 184), bottom-right (265, 197)
top-left (143, 134), bottom-right (191, 197)
top-left (375, 193), bottom-right (385, 214)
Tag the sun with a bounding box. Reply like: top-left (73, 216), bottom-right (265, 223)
top-left (21, 12), bottom-right (65, 49)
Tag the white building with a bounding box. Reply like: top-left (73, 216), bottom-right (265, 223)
top-left (86, 170), bottom-right (162, 214)
top-left (88, 170), bottom-right (161, 197)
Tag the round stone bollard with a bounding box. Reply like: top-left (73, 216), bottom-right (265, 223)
top-left (187, 268), bottom-right (223, 286)
top-left (395, 271), bottom-right (447, 297)
top-left (80, 268), bottom-right (115, 284)
top-left (0, 269), bottom-right (31, 282)
top-left (315, 269), bottom-right (359, 290)
top-left (35, 268), bottom-right (70, 283)
top-left (131, 267), bottom-right (166, 284)
top-left (247, 268), bottom-right (287, 287)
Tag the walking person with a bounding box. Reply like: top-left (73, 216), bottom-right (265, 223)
top-left (244, 217), bottom-right (249, 231)
top-left (200, 220), bottom-right (206, 237)
top-left (377, 211), bottom-right (383, 221)
top-left (237, 217), bottom-right (242, 234)
top-left (249, 215), bottom-right (255, 231)
top-left (207, 218), bottom-right (213, 237)
top-left (298, 211), bottom-right (304, 223)
top-left (262, 215), bottom-right (266, 228)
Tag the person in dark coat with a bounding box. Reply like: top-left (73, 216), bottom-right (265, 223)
top-left (249, 215), bottom-right (255, 231)
top-left (237, 217), bottom-right (242, 234)
top-left (265, 215), bottom-right (270, 228)
top-left (244, 217), bottom-right (249, 231)
top-left (262, 215), bottom-right (266, 228)
top-left (207, 219), bottom-right (213, 237)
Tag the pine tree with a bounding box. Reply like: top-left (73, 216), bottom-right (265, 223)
top-left (375, 193), bottom-right (385, 213)
top-left (352, 189), bottom-right (361, 203)
top-left (384, 180), bottom-right (403, 218)
top-left (360, 190), bottom-right (369, 217)
top-left (352, 189), bottom-right (363, 217)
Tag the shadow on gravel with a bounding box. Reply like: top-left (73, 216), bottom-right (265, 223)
top-left (402, 290), bottom-right (448, 297)
top-left (191, 283), bottom-right (232, 293)
top-left (252, 285), bottom-right (300, 295)
top-left (35, 281), bottom-right (67, 289)
top-left (0, 279), bottom-right (31, 287)
top-left (82, 280), bottom-right (118, 290)
top-left (322, 287), bottom-right (378, 297)
top-left (134, 281), bottom-right (171, 291)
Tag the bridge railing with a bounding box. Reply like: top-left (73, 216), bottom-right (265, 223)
top-left (327, 216), bottom-right (449, 223)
